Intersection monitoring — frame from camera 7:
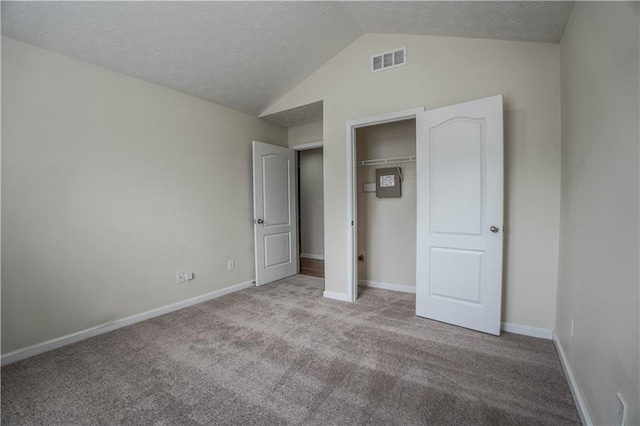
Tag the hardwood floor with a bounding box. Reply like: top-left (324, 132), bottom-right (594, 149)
top-left (299, 257), bottom-right (324, 278)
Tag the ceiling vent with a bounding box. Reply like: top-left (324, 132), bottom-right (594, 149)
top-left (371, 47), bottom-right (406, 72)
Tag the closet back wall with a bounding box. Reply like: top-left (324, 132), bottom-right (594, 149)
top-left (356, 120), bottom-right (416, 289)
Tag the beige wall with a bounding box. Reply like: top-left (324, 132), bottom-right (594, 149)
top-left (288, 120), bottom-right (323, 147)
top-left (557, 3), bottom-right (640, 425)
top-left (263, 33), bottom-right (562, 331)
top-left (299, 148), bottom-right (324, 257)
top-left (356, 120), bottom-right (416, 288)
top-left (1, 37), bottom-right (287, 354)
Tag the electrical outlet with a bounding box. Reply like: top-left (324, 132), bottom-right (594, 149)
top-left (185, 271), bottom-right (194, 281)
top-left (615, 393), bottom-right (627, 426)
top-left (176, 271), bottom-right (185, 284)
top-left (228, 260), bottom-right (235, 271)
top-left (569, 316), bottom-right (574, 339)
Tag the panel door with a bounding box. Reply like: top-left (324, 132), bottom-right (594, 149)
top-left (416, 95), bottom-right (504, 335)
top-left (253, 141), bottom-right (298, 286)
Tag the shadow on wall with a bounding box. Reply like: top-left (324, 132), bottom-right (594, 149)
top-left (501, 104), bottom-right (528, 322)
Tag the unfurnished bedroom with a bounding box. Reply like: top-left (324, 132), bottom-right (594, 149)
top-left (1, 1), bottom-right (638, 425)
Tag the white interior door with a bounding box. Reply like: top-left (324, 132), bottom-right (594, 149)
top-left (252, 141), bottom-right (298, 286)
top-left (416, 95), bottom-right (504, 335)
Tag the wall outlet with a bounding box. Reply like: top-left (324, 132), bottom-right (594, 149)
top-left (185, 271), bottom-right (194, 281)
top-left (176, 270), bottom-right (185, 284)
top-left (569, 316), bottom-right (574, 339)
top-left (228, 260), bottom-right (235, 271)
top-left (615, 393), bottom-right (627, 426)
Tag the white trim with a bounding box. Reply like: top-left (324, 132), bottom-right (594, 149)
top-left (300, 253), bottom-right (324, 260)
top-left (0, 280), bottom-right (256, 366)
top-left (553, 333), bottom-right (593, 425)
top-left (346, 121), bottom-right (357, 303)
top-left (322, 291), bottom-right (351, 302)
top-left (500, 322), bottom-right (553, 340)
top-left (359, 279), bottom-right (416, 294)
top-left (290, 141), bottom-right (323, 151)
top-left (347, 108), bottom-right (424, 129)
top-left (346, 107), bottom-right (424, 303)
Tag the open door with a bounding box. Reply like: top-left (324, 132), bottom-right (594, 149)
top-left (416, 95), bottom-right (504, 335)
top-left (252, 141), bottom-right (298, 286)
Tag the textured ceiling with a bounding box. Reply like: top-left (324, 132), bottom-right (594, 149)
top-left (1, 2), bottom-right (573, 121)
top-left (1, 2), bottom-right (360, 117)
top-left (343, 1), bottom-right (573, 43)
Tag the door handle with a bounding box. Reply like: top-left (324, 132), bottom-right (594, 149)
top-left (255, 219), bottom-right (264, 224)
top-left (490, 225), bottom-right (500, 233)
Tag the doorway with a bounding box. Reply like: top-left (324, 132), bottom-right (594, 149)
top-left (346, 108), bottom-right (424, 302)
top-left (252, 140), bottom-right (324, 286)
top-left (294, 144), bottom-right (324, 278)
top-left (345, 96), bottom-right (504, 335)
top-left (356, 119), bottom-right (417, 294)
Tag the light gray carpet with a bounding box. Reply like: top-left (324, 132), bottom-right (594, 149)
top-left (1, 275), bottom-right (579, 425)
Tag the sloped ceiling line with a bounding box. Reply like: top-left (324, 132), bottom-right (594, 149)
top-left (1, 2), bottom-right (573, 119)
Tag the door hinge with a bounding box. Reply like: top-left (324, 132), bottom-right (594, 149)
top-left (351, 221), bottom-right (354, 226)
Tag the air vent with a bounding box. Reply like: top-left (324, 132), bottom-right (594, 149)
top-left (371, 47), bottom-right (406, 72)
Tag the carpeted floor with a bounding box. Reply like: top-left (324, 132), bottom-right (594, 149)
top-left (1, 275), bottom-right (579, 425)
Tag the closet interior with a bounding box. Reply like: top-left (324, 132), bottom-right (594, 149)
top-left (355, 118), bottom-right (417, 295)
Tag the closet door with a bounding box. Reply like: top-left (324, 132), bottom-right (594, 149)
top-left (415, 95), bottom-right (504, 335)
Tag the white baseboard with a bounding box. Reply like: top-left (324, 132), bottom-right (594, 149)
top-left (500, 322), bottom-right (553, 340)
top-left (553, 332), bottom-right (593, 425)
top-left (1, 280), bottom-right (256, 366)
top-left (358, 279), bottom-right (416, 294)
top-left (323, 291), bottom-right (351, 302)
top-left (300, 253), bottom-right (324, 260)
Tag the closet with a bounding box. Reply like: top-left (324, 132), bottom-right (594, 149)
top-left (355, 118), bottom-right (417, 294)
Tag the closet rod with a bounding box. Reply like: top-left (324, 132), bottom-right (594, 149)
top-left (357, 156), bottom-right (416, 167)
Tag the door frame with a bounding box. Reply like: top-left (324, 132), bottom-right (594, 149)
top-left (345, 108), bottom-right (424, 302)
top-left (290, 141), bottom-right (323, 151)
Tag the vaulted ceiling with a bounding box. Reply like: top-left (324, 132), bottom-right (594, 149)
top-left (2, 1), bottom-right (573, 118)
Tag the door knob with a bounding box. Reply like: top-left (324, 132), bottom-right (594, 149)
top-left (490, 225), bottom-right (500, 233)
top-left (256, 219), bottom-right (264, 224)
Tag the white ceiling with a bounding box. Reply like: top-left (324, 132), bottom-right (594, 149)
top-left (1, 1), bottom-right (573, 120)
